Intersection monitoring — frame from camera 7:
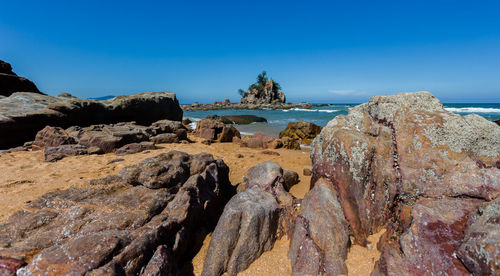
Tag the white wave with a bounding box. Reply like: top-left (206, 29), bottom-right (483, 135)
top-left (188, 122), bottom-right (197, 129)
top-left (240, 131), bottom-right (255, 136)
top-left (445, 107), bottom-right (500, 114)
top-left (282, 108), bottom-right (339, 113)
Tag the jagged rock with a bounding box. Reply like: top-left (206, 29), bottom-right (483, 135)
top-left (194, 118), bottom-right (240, 142)
top-left (202, 162), bottom-right (296, 276)
top-left (307, 91), bottom-right (500, 275)
top-left (279, 120), bottom-right (322, 145)
top-left (303, 168), bottom-right (312, 176)
top-left (44, 144), bottom-right (90, 162)
top-left (0, 60), bottom-right (41, 97)
top-left (280, 136), bottom-right (301, 150)
top-left (0, 151), bottom-right (234, 275)
top-left (289, 178), bottom-right (349, 276)
top-left (456, 197), bottom-right (500, 275)
top-left (115, 141), bottom-right (156, 155)
top-left (0, 91), bottom-right (182, 149)
top-left (33, 125), bottom-right (76, 149)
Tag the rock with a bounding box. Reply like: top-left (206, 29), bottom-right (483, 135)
top-left (68, 122), bottom-right (150, 153)
top-left (236, 154), bottom-right (244, 158)
top-left (261, 150), bottom-right (280, 156)
top-left (150, 133), bottom-right (179, 144)
top-left (283, 170), bottom-right (299, 191)
top-left (115, 142), bottom-right (156, 156)
top-left (194, 118), bottom-right (240, 142)
top-left (0, 256), bottom-right (25, 276)
top-left (303, 168), bottom-right (312, 176)
top-left (0, 151), bottom-right (234, 275)
top-left (269, 138), bottom-right (283, 149)
top-left (374, 198), bottom-right (482, 275)
top-left (149, 119), bottom-right (186, 135)
top-left (0, 59), bottom-right (41, 97)
top-left (456, 197), bottom-right (500, 275)
top-left (202, 162), bottom-right (296, 276)
top-left (43, 144), bottom-right (89, 162)
top-left (33, 126), bottom-right (76, 149)
top-left (279, 120), bottom-right (322, 145)
top-left (182, 117), bottom-right (192, 125)
top-left (495, 119), bottom-right (500, 126)
top-left (280, 136), bottom-right (301, 150)
top-left (289, 178), bottom-right (349, 276)
top-left (242, 132), bottom-right (276, 149)
top-left (201, 140), bottom-right (212, 145)
top-left (220, 115), bottom-right (267, 125)
top-left (0, 91), bottom-right (183, 149)
top-left (307, 91), bottom-right (500, 275)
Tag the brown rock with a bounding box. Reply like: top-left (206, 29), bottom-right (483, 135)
top-left (0, 60), bottom-right (41, 97)
top-left (279, 120), bottom-right (322, 145)
top-left (303, 168), bottom-right (312, 176)
top-left (242, 132), bottom-right (275, 149)
top-left (33, 126), bottom-right (76, 149)
top-left (194, 119), bottom-right (240, 143)
top-left (288, 178), bottom-right (349, 276)
top-left (0, 256), bottom-right (25, 276)
top-left (280, 136), bottom-right (301, 150)
top-left (0, 151), bottom-right (234, 275)
top-left (150, 133), bottom-right (179, 144)
top-left (456, 197), bottom-right (500, 275)
top-left (115, 142), bottom-right (156, 156)
top-left (43, 144), bottom-right (89, 162)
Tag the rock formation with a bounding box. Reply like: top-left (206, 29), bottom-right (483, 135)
top-left (240, 71), bottom-right (286, 104)
top-left (0, 151), bottom-right (235, 275)
top-left (194, 118), bottom-right (241, 142)
top-left (31, 120), bottom-right (189, 161)
top-left (0, 91), bottom-right (183, 149)
top-left (299, 91), bottom-right (500, 275)
top-left (202, 162), bottom-right (299, 276)
top-left (0, 60), bottom-right (41, 97)
top-left (279, 120), bottom-right (322, 145)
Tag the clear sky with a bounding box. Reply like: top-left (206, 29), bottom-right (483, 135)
top-left (1, 0), bottom-right (499, 103)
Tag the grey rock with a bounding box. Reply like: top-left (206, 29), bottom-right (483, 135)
top-left (43, 144), bottom-right (89, 162)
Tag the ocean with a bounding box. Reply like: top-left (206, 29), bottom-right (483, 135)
top-left (184, 103), bottom-right (500, 138)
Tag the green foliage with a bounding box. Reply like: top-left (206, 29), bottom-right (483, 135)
top-left (238, 71), bottom-right (281, 97)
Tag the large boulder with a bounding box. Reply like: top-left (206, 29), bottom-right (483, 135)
top-left (0, 91), bottom-right (183, 149)
top-left (202, 162), bottom-right (297, 276)
top-left (0, 151), bottom-right (234, 275)
top-left (219, 115), bottom-right (267, 125)
top-left (304, 91), bottom-right (500, 275)
top-left (0, 60), bottom-right (41, 97)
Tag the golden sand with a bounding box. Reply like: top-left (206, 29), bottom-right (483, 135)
top-left (0, 135), bottom-right (381, 275)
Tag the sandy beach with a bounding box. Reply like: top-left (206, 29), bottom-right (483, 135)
top-left (0, 135), bottom-right (381, 275)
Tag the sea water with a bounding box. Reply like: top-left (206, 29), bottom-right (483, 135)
top-left (184, 103), bottom-right (500, 138)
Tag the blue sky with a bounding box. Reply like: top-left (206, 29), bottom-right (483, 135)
top-left (1, 0), bottom-right (499, 103)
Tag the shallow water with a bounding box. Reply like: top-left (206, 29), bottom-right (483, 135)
top-left (184, 103), bottom-right (500, 137)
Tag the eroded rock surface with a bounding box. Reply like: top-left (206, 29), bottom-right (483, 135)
top-left (194, 118), bottom-right (240, 142)
top-left (279, 120), bottom-right (322, 145)
top-left (0, 91), bottom-right (182, 149)
top-left (305, 91), bottom-right (500, 275)
top-left (0, 151), bottom-right (234, 275)
top-left (202, 162), bottom-right (298, 276)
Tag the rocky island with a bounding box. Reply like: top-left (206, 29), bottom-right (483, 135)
top-left (181, 72), bottom-right (314, 111)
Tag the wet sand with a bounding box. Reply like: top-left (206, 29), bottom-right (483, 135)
top-left (0, 135), bottom-right (381, 275)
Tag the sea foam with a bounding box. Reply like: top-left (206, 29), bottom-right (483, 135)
top-left (445, 107), bottom-right (500, 114)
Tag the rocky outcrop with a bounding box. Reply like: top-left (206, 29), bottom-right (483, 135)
top-left (0, 91), bottom-right (183, 149)
top-left (202, 162), bottom-right (298, 276)
top-left (303, 91), bottom-right (500, 275)
top-left (194, 118), bottom-right (240, 142)
top-left (241, 80), bottom-right (286, 104)
top-left (32, 121), bottom-right (188, 161)
top-left (181, 101), bottom-right (313, 111)
top-left (0, 151), bottom-right (235, 275)
top-left (279, 120), bottom-right (322, 145)
top-left (0, 60), bottom-right (41, 97)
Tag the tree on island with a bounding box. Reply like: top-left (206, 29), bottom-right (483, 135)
top-left (239, 71), bottom-right (286, 104)
top-left (238, 71), bottom-right (281, 97)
